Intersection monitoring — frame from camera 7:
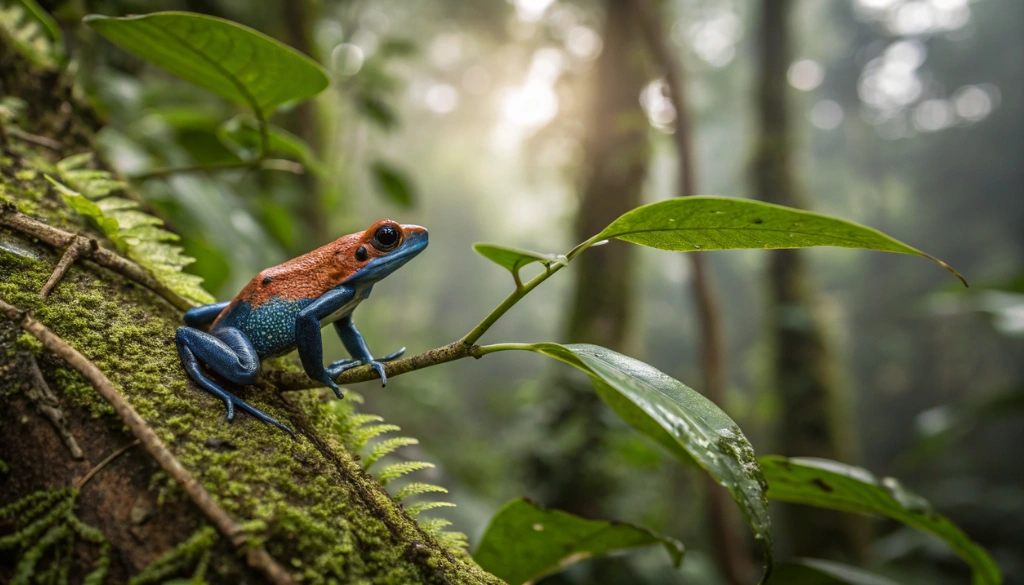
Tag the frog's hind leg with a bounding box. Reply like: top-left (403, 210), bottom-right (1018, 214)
top-left (175, 327), bottom-right (293, 435)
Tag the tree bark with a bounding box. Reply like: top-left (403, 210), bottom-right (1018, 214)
top-left (0, 34), bottom-right (501, 585)
top-left (752, 0), bottom-right (868, 562)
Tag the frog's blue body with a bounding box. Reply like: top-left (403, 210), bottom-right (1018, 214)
top-left (175, 220), bottom-right (427, 435)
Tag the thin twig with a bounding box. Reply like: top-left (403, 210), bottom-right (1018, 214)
top-left (0, 204), bottom-right (193, 311)
top-left (75, 439), bottom-right (140, 490)
top-left (631, 0), bottom-right (757, 583)
top-left (25, 352), bottom-right (84, 460)
top-left (39, 238), bottom-right (94, 298)
top-left (129, 158), bottom-right (305, 181)
top-left (0, 299), bottom-right (295, 585)
top-left (7, 127), bottom-right (63, 150)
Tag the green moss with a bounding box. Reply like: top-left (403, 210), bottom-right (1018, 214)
top-left (0, 142), bottom-right (497, 584)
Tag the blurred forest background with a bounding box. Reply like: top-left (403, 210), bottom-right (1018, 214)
top-left (39, 0), bottom-right (1022, 582)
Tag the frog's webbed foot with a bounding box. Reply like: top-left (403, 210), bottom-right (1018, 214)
top-left (176, 326), bottom-right (294, 436)
top-left (326, 347), bottom-right (405, 386)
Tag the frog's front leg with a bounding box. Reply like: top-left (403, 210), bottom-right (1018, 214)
top-left (327, 316), bottom-right (405, 386)
top-left (295, 287), bottom-right (357, 398)
top-left (175, 327), bottom-right (293, 435)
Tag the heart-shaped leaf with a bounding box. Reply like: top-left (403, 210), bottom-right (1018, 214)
top-left (503, 343), bottom-right (773, 581)
top-left (474, 498), bottom-right (683, 585)
top-left (84, 12), bottom-right (329, 115)
top-left (761, 456), bottom-right (1001, 585)
top-left (588, 196), bottom-right (965, 285)
top-left (772, 559), bottom-right (902, 585)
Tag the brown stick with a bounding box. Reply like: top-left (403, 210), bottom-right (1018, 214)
top-left (74, 440), bottom-right (140, 490)
top-left (267, 341), bottom-right (481, 391)
top-left (39, 238), bottom-right (94, 298)
top-left (0, 204), bottom-right (193, 312)
top-left (7, 127), bottom-right (63, 150)
top-left (631, 1), bottom-right (756, 583)
top-left (0, 299), bottom-right (295, 585)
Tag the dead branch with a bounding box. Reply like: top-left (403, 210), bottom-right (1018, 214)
top-left (24, 352), bottom-right (84, 460)
top-left (39, 238), bottom-right (95, 298)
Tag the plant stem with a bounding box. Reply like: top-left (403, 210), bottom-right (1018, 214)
top-left (130, 158), bottom-right (303, 181)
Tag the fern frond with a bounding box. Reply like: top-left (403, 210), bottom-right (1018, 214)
top-left (405, 501), bottom-right (456, 518)
top-left (351, 423), bottom-right (401, 451)
top-left (395, 482), bottom-right (448, 502)
top-left (436, 530), bottom-right (469, 551)
top-left (416, 517), bottom-right (453, 535)
top-left (377, 461), bottom-right (434, 486)
top-left (46, 167), bottom-right (215, 305)
top-left (0, 1), bottom-right (61, 68)
top-left (364, 436), bottom-right (419, 469)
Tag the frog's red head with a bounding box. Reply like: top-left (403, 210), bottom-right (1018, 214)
top-left (339, 219), bottom-right (429, 286)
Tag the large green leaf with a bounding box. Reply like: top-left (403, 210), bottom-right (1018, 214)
top-left (772, 559), bottom-right (902, 585)
top-left (474, 498), bottom-right (683, 585)
top-left (591, 197), bottom-right (965, 285)
top-left (760, 456), bottom-right (1001, 585)
top-left (84, 12), bottom-right (329, 114)
top-left (472, 243), bottom-right (566, 283)
top-left (508, 343), bottom-right (773, 581)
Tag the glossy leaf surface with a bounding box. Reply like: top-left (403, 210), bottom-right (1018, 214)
top-left (761, 456), bottom-right (1001, 585)
top-left (593, 196), bottom-right (964, 285)
top-left (84, 12), bottom-right (329, 114)
top-left (511, 343), bottom-right (773, 580)
top-left (474, 498), bottom-right (683, 585)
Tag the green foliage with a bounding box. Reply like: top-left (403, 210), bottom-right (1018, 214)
top-left (503, 342), bottom-right (773, 579)
top-left (472, 244), bottom-right (566, 285)
top-left (371, 160), bottom-right (416, 208)
top-left (0, 0), bottom-right (62, 67)
top-left (474, 498), bottom-right (684, 585)
top-left (772, 559), bottom-right (902, 585)
top-left (588, 196), bottom-right (965, 285)
top-left (218, 115), bottom-right (325, 174)
top-left (46, 154), bottom-right (215, 305)
top-left (0, 488), bottom-right (110, 585)
top-left (761, 456), bottom-right (1001, 585)
top-left (84, 12), bottom-right (329, 116)
top-left (129, 525), bottom-right (217, 585)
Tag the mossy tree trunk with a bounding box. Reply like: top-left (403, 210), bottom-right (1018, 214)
top-left (752, 0), bottom-right (868, 562)
top-left (0, 36), bottom-right (501, 585)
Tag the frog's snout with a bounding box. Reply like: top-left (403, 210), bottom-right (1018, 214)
top-left (401, 224), bottom-right (429, 251)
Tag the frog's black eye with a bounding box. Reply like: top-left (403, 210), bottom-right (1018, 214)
top-left (372, 224), bottom-right (401, 252)
top-left (355, 246), bottom-right (368, 261)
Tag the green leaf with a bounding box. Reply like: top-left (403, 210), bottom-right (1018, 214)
top-left (760, 456), bottom-right (1001, 585)
top-left (46, 175), bottom-right (125, 249)
top-left (217, 115), bottom-right (325, 174)
top-left (357, 95), bottom-right (398, 130)
top-left (13, 0), bottom-right (63, 57)
top-left (84, 12), bottom-right (329, 115)
top-left (472, 243), bottom-right (566, 282)
top-left (591, 196), bottom-right (965, 285)
top-left (370, 161), bottom-right (415, 208)
top-left (508, 343), bottom-right (773, 581)
top-left (474, 498), bottom-right (684, 585)
top-left (772, 559), bottom-right (902, 585)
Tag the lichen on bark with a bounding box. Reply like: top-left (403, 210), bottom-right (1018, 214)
top-left (0, 33), bottom-right (501, 585)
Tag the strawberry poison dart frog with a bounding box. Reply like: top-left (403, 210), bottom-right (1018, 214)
top-left (175, 219), bottom-right (428, 435)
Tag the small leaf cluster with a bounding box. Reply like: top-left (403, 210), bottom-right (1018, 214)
top-left (0, 0), bottom-right (63, 68)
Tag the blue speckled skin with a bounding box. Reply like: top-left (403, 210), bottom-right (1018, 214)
top-left (175, 223), bottom-right (428, 435)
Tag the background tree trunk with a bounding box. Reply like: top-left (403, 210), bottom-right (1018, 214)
top-left (0, 35), bottom-right (500, 585)
top-left (752, 0), bottom-right (869, 562)
top-left (527, 0), bottom-right (650, 527)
